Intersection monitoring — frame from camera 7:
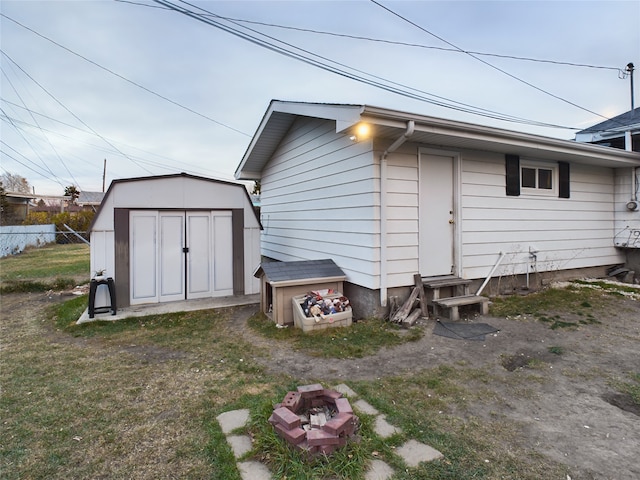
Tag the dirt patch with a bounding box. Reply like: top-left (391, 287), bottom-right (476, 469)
top-left (231, 299), bottom-right (640, 480)
top-left (3, 292), bottom-right (639, 479)
top-left (500, 348), bottom-right (561, 371)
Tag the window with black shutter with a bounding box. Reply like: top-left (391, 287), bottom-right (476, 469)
top-left (505, 154), bottom-right (570, 198)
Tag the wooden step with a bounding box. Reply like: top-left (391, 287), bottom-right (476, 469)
top-left (422, 275), bottom-right (471, 301)
top-left (422, 275), bottom-right (471, 288)
top-left (433, 295), bottom-right (489, 321)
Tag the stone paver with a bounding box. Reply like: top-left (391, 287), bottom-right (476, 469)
top-left (353, 399), bottom-right (379, 415)
top-left (374, 415), bottom-right (401, 438)
top-left (333, 383), bottom-right (358, 398)
top-left (227, 435), bottom-right (253, 459)
top-left (365, 459), bottom-right (395, 480)
top-left (396, 439), bottom-right (444, 467)
top-left (216, 409), bottom-right (250, 434)
top-left (237, 461), bottom-right (272, 480)
top-left (216, 385), bottom-right (443, 480)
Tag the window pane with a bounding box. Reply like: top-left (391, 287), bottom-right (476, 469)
top-left (522, 168), bottom-right (536, 188)
top-left (538, 169), bottom-right (552, 189)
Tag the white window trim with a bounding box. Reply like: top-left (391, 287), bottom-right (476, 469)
top-left (520, 160), bottom-right (558, 196)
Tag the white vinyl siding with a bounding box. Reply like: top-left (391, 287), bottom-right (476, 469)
top-left (614, 168), bottom-right (640, 248)
top-left (260, 117), bottom-right (380, 288)
top-left (460, 153), bottom-right (623, 279)
top-left (259, 124), bottom-right (630, 292)
top-left (385, 146), bottom-right (420, 287)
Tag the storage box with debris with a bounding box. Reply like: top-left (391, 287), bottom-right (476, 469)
top-left (292, 292), bottom-right (352, 333)
top-left (254, 259), bottom-right (347, 326)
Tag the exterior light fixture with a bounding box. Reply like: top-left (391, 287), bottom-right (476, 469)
top-left (350, 123), bottom-right (371, 142)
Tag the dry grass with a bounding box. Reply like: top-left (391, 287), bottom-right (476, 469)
top-left (0, 243), bottom-right (89, 292)
top-left (3, 246), bottom-right (611, 479)
top-left (1, 292), bottom-right (575, 480)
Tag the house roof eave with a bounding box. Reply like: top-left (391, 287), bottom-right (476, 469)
top-left (234, 102), bottom-right (640, 178)
top-left (234, 101), bottom-right (365, 180)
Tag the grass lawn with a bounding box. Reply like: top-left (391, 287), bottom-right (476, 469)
top-left (0, 243), bottom-right (89, 292)
top-left (3, 298), bottom-right (566, 480)
top-left (3, 246), bottom-right (637, 478)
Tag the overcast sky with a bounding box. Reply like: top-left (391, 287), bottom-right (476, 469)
top-left (1, 0), bottom-right (638, 196)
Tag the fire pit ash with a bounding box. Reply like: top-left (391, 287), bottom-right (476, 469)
top-left (268, 383), bottom-right (359, 456)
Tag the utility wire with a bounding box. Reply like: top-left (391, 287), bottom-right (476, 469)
top-left (1, 49), bottom-right (154, 175)
top-left (121, 0), bottom-right (623, 73)
top-left (0, 13), bottom-right (251, 137)
top-left (1, 140), bottom-right (65, 184)
top-left (1, 106), bottom-right (236, 180)
top-left (153, 0), bottom-right (579, 130)
top-left (370, 0), bottom-right (617, 125)
top-left (0, 103), bottom-right (63, 185)
top-left (211, 15), bottom-right (625, 73)
top-left (1, 65), bottom-right (82, 188)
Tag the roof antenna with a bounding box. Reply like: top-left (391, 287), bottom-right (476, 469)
top-left (626, 62), bottom-right (635, 110)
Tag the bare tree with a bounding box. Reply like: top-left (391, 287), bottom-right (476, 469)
top-left (0, 172), bottom-right (30, 194)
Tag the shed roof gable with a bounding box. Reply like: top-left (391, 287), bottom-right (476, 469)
top-left (89, 172), bottom-right (260, 232)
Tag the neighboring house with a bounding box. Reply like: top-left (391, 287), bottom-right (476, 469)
top-left (88, 173), bottom-right (261, 309)
top-left (575, 107), bottom-right (640, 152)
top-left (76, 191), bottom-right (106, 211)
top-left (2, 191), bottom-right (36, 223)
top-left (235, 101), bottom-right (640, 318)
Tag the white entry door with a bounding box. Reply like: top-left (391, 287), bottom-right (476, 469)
top-left (130, 210), bottom-right (233, 305)
top-left (419, 151), bottom-right (458, 277)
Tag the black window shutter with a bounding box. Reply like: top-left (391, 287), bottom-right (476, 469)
top-left (558, 161), bottom-right (570, 198)
top-left (505, 154), bottom-right (520, 196)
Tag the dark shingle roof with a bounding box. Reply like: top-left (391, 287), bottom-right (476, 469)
top-left (255, 259), bottom-right (345, 283)
top-left (577, 108), bottom-right (640, 134)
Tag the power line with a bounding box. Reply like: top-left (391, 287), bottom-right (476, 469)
top-left (1, 66), bottom-right (82, 188)
top-left (1, 49), bottom-right (154, 175)
top-left (152, 0), bottom-right (580, 131)
top-left (0, 104), bottom-right (63, 184)
top-left (0, 140), bottom-right (66, 185)
top-left (1, 105), bottom-right (237, 180)
top-left (211, 15), bottom-right (625, 74)
top-left (122, 0), bottom-right (623, 73)
top-left (0, 13), bottom-right (251, 138)
top-left (370, 0), bottom-right (616, 125)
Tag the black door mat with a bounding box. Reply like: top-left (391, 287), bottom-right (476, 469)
top-left (433, 321), bottom-right (499, 341)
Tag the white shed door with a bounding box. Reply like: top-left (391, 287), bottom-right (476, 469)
top-left (159, 213), bottom-right (186, 302)
top-left (130, 210), bottom-right (233, 305)
top-left (186, 212), bottom-right (213, 299)
top-left (130, 211), bottom-right (159, 304)
top-left (419, 152), bottom-right (457, 277)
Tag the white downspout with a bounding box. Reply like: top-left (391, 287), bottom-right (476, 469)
top-left (379, 120), bottom-right (415, 307)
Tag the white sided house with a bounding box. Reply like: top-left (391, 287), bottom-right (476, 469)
top-left (89, 173), bottom-right (261, 309)
top-left (235, 101), bottom-right (640, 318)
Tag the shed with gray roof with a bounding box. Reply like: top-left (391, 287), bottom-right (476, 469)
top-left (255, 259), bottom-right (346, 325)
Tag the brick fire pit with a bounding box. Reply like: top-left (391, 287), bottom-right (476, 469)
top-left (269, 383), bottom-right (359, 456)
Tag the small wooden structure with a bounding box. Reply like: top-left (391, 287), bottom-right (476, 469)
top-left (390, 274), bottom-right (488, 324)
top-left (255, 259), bottom-right (346, 326)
